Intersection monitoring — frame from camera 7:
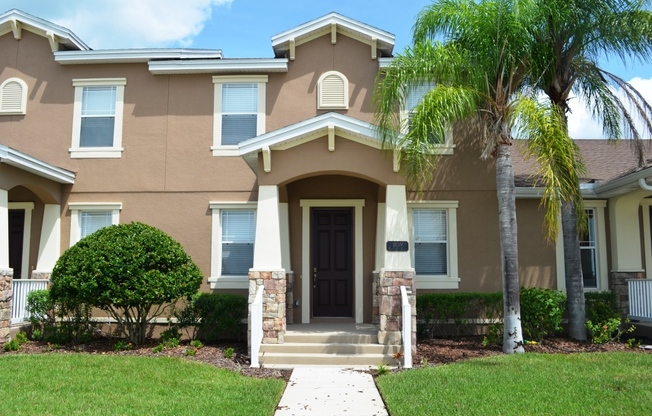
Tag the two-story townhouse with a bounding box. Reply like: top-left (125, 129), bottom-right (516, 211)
top-left (1, 9), bottom-right (651, 366)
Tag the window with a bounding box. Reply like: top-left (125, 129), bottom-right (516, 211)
top-left (403, 82), bottom-right (455, 154)
top-left (408, 201), bottom-right (459, 289)
top-left (317, 71), bottom-right (348, 109)
top-left (68, 203), bottom-right (122, 246)
top-left (71, 78), bottom-right (126, 158)
top-left (580, 209), bottom-right (598, 289)
top-left (212, 76), bottom-right (267, 156)
top-left (209, 202), bottom-right (257, 289)
top-left (0, 77), bottom-right (27, 115)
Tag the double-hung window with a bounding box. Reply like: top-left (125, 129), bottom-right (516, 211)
top-left (68, 203), bottom-right (122, 246)
top-left (403, 82), bottom-right (455, 154)
top-left (408, 201), bottom-right (459, 289)
top-left (580, 209), bottom-right (598, 289)
top-left (212, 76), bottom-right (267, 156)
top-left (209, 202), bottom-right (257, 289)
top-left (71, 78), bottom-right (126, 158)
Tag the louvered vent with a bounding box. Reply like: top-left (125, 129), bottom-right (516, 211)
top-left (318, 71), bottom-right (348, 109)
top-left (0, 78), bottom-right (26, 114)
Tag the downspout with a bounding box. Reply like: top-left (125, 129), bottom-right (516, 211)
top-left (639, 178), bottom-right (652, 191)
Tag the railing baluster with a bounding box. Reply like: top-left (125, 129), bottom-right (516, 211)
top-left (10, 279), bottom-right (50, 325)
top-left (628, 279), bottom-right (652, 322)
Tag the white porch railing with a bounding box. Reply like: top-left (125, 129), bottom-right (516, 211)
top-left (400, 285), bottom-right (412, 369)
top-left (628, 279), bottom-right (652, 322)
top-left (11, 279), bottom-right (50, 325)
top-left (250, 285), bottom-right (264, 368)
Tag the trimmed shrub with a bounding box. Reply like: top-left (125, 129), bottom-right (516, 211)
top-left (417, 292), bottom-right (502, 338)
top-left (585, 291), bottom-right (620, 324)
top-left (50, 222), bottom-right (203, 344)
top-left (176, 293), bottom-right (247, 342)
top-left (520, 287), bottom-right (566, 342)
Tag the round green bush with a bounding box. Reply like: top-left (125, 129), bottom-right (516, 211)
top-left (50, 222), bottom-right (203, 344)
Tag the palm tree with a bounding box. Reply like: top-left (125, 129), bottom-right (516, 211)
top-left (374, 0), bottom-right (583, 354)
top-left (529, 0), bottom-right (652, 340)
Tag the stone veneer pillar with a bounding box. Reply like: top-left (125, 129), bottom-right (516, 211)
top-left (0, 268), bottom-right (13, 343)
top-left (249, 270), bottom-right (286, 344)
top-left (377, 269), bottom-right (416, 356)
top-left (286, 272), bottom-right (294, 325)
top-left (611, 271), bottom-right (645, 317)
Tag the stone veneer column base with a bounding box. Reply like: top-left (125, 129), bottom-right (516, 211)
top-left (0, 268), bottom-right (13, 343)
top-left (31, 271), bottom-right (52, 280)
top-left (372, 271), bottom-right (380, 325)
top-left (286, 272), bottom-right (294, 325)
top-left (611, 271), bottom-right (645, 317)
top-left (377, 269), bottom-right (416, 357)
top-left (248, 270), bottom-right (286, 346)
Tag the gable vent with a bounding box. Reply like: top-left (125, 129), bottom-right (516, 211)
top-left (0, 78), bottom-right (27, 115)
top-left (318, 71), bottom-right (348, 110)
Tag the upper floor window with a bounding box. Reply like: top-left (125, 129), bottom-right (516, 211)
top-left (403, 82), bottom-right (455, 154)
top-left (0, 77), bottom-right (28, 115)
top-left (212, 76), bottom-right (267, 156)
top-left (317, 71), bottom-right (348, 110)
top-left (71, 78), bottom-right (126, 159)
top-left (408, 201), bottom-right (459, 289)
top-left (68, 203), bottom-right (122, 246)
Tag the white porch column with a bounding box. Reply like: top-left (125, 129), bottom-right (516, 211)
top-left (384, 185), bottom-right (412, 269)
top-left (609, 192), bottom-right (645, 272)
top-left (279, 202), bottom-right (291, 271)
top-left (253, 185), bottom-right (283, 270)
top-left (35, 204), bottom-right (61, 274)
top-left (375, 202), bottom-right (386, 271)
top-left (0, 190), bottom-right (8, 269)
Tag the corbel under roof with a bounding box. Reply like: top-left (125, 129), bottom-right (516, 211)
top-left (0, 9), bottom-right (89, 52)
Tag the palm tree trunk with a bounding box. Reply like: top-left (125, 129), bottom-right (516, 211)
top-left (495, 144), bottom-right (525, 354)
top-left (562, 201), bottom-right (587, 340)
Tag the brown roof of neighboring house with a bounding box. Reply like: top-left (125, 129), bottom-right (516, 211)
top-left (512, 139), bottom-right (650, 187)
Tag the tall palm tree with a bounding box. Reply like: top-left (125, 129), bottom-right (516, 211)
top-left (374, 0), bottom-right (583, 354)
top-left (529, 0), bottom-right (652, 340)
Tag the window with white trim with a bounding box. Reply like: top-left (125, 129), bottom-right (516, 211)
top-left (209, 202), bottom-right (257, 289)
top-left (212, 76), bottom-right (267, 156)
top-left (403, 82), bottom-right (455, 154)
top-left (580, 208), bottom-right (599, 289)
top-left (71, 78), bottom-right (126, 159)
top-left (0, 77), bottom-right (28, 115)
top-left (68, 203), bottom-right (122, 246)
top-left (317, 71), bottom-right (348, 109)
top-left (408, 201), bottom-right (459, 289)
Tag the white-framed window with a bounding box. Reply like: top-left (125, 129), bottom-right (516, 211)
top-left (70, 78), bottom-right (126, 159)
top-left (403, 82), bottom-right (455, 155)
top-left (0, 77), bottom-right (28, 115)
top-left (68, 203), bottom-right (122, 246)
top-left (317, 71), bottom-right (348, 109)
top-left (209, 202), bottom-right (257, 289)
top-left (408, 201), bottom-right (459, 289)
top-left (580, 208), bottom-right (598, 289)
top-left (212, 76), bottom-right (267, 156)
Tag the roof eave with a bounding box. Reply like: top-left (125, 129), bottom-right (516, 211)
top-left (148, 58), bottom-right (289, 74)
top-left (55, 49), bottom-right (224, 64)
top-left (0, 144), bottom-right (76, 184)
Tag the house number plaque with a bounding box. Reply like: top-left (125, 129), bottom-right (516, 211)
top-left (386, 241), bottom-right (409, 252)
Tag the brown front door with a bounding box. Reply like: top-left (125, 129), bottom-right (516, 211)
top-left (312, 208), bottom-right (353, 317)
top-left (9, 210), bottom-right (25, 280)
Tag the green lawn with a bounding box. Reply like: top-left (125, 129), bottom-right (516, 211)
top-left (377, 352), bottom-right (652, 416)
top-left (0, 354), bottom-right (285, 416)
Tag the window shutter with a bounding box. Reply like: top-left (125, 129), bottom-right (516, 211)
top-left (1, 81), bottom-right (23, 113)
top-left (80, 211), bottom-right (113, 238)
top-left (222, 210), bottom-right (255, 276)
top-left (413, 209), bottom-right (448, 275)
top-left (319, 74), bottom-right (346, 108)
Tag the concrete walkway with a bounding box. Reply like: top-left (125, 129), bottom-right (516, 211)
top-left (275, 367), bottom-right (388, 416)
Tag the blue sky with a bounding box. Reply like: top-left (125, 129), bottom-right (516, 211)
top-left (4, 0), bottom-right (652, 138)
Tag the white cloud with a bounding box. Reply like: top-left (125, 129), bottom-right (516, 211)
top-left (50, 0), bottom-right (232, 49)
top-left (567, 77), bottom-right (652, 139)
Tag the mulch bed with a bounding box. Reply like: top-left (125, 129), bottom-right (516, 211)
top-left (4, 335), bottom-right (650, 379)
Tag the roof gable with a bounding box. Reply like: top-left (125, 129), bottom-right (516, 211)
top-left (0, 9), bottom-right (89, 52)
top-left (271, 13), bottom-right (394, 60)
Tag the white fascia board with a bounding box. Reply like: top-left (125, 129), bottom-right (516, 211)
top-left (56, 49), bottom-right (223, 64)
top-left (378, 57), bottom-right (394, 68)
top-left (515, 186), bottom-right (599, 199)
top-left (238, 112), bottom-right (382, 156)
top-left (148, 58), bottom-right (288, 74)
top-left (0, 9), bottom-right (89, 50)
top-left (271, 12), bottom-right (394, 54)
top-left (594, 168), bottom-right (652, 198)
top-left (0, 144), bottom-right (75, 184)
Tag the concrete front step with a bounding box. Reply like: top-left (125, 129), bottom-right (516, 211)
top-left (256, 323), bottom-right (403, 368)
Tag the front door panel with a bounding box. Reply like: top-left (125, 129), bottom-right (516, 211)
top-left (312, 209), bottom-right (353, 317)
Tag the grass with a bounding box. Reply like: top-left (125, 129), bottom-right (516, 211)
top-left (0, 354), bottom-right (285, 416)
top-left (377, 352), bottom-right (652, 415)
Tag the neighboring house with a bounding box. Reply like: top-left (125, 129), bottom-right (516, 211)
top-left (1, 9), bottom-right (651, 362)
